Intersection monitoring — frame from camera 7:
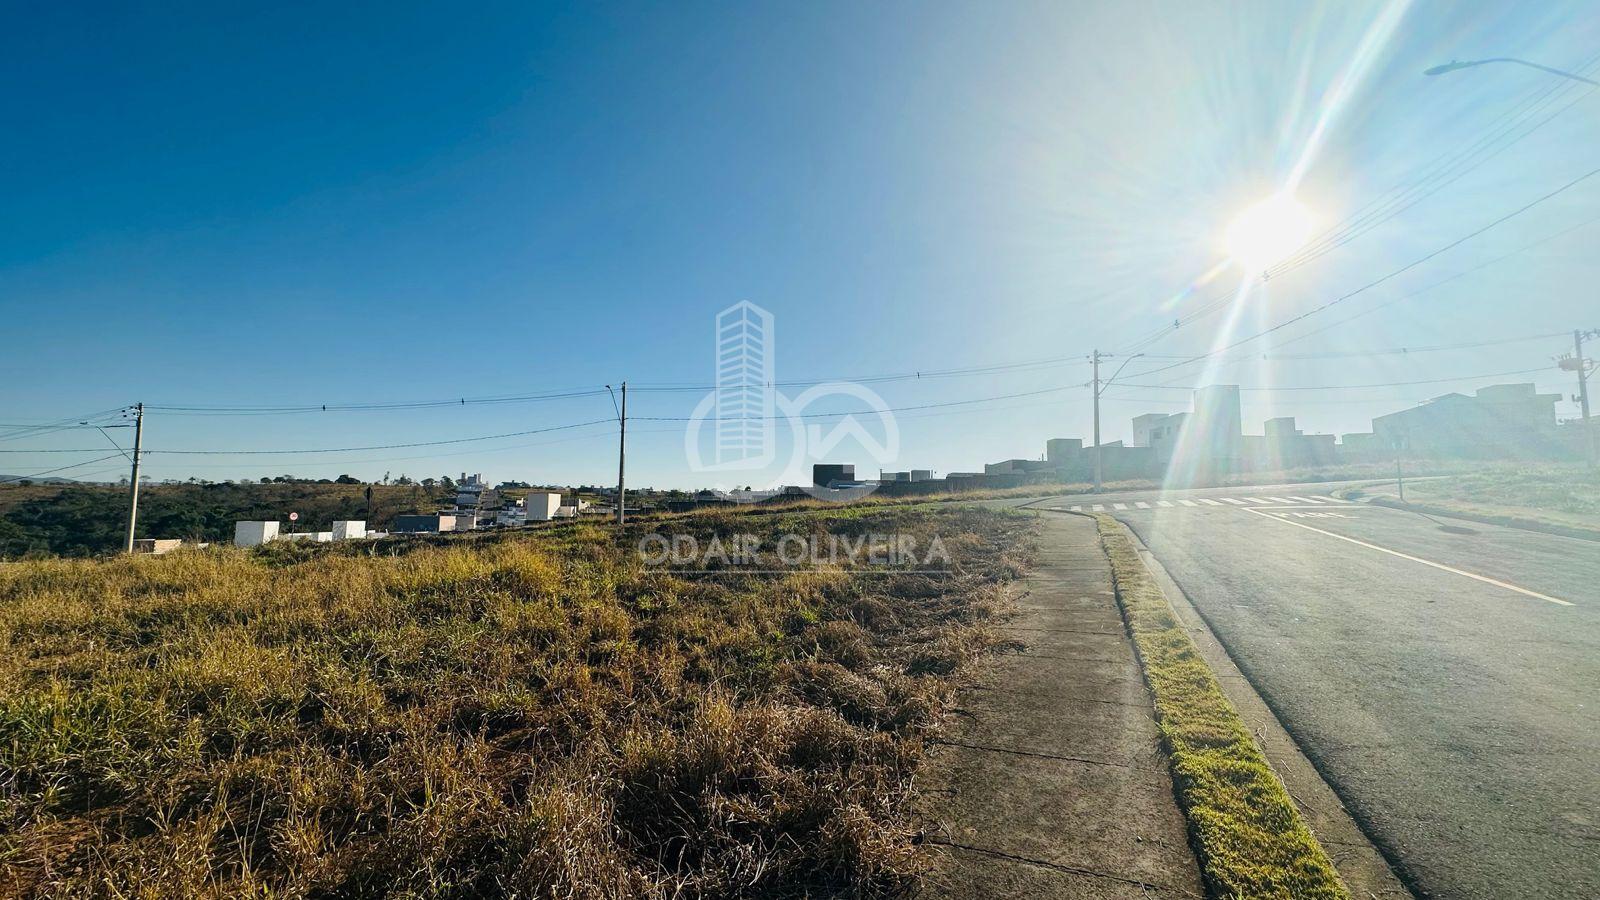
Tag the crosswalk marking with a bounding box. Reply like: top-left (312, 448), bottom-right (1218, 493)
top-left (1070, 493), bottom-right (1360, 513)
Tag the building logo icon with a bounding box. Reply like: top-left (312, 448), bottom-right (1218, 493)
top-left (714, 301), bottom-right (776, 467)
top-left (686, 301), bottom-right (898, 499)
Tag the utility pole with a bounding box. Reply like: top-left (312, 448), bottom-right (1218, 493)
top-left (616, 381), bottom-right (627, 524)
top-left (1572, 329), bottom-right (1596, 467)
top-left (1092, 350), bottom-right (1103, 492)
top-left (123, 403), bottom-right (144, 553)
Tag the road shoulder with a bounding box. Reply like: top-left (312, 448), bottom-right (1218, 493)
top-left (916, 512), bottom-right (1205, 898)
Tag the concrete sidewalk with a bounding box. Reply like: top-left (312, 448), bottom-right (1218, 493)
top-left (918, 512), bottom-right (1203, 898)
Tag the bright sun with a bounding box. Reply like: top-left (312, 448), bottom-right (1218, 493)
top-left (1225, 193), bottom-right (1315, 273)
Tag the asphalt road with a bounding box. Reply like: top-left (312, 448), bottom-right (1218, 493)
top-left (1024, 481), bottom-right (1600, 900)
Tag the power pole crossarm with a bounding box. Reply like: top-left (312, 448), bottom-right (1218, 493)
top-left (124, 403), bottom-right (144, 553)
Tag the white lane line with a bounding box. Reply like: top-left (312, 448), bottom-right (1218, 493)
top-left (1242, 508), bottom-right (1573, 606)
top-left (1135, 501), bottom-right (1152, 509)
top-left (1289, 496), bottom-right (1323, 504)
top-left (1156, 500), bottom-right (1176, 508)
top-left (1198, 498), bottom-right (1223, 506)
top-left (1112, 503), bottom-right (1129, 510)
top-left (1092, 504), bottom-right (1105, 511)
top-left (1242, 497), bottom-right (1271, 504)
top-left (1221, 498), bottom-right (1247, 505)
top-left (1070, 505), bottom-right (1083, 512)
top-left (1267, 496), bottom-right (1298, 504)
top-left (1178, 499), bottom-right (1199, 507)
top-left (1321, 495), bottom-right (1351, 503)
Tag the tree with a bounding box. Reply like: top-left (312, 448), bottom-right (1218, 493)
top-left (421, 477), bottom-right (437, 490)
top-left (335, 474), bottom-right (360, 485)
top-left (394, 475), bottom-right (414, 486)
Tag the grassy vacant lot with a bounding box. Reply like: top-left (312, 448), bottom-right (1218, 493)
top-left (0, 504), bottom-right (1033, 898)
top-left (1396, 464), bottom-right (1600, 533)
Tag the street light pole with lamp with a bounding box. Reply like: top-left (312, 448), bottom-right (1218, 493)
top-left (1423, 58), bottom-right (1597, 86)
top-left (1092, 351), bottom-right (1144, 492)
top-left (1427, 56), bottom-right (1597, 465)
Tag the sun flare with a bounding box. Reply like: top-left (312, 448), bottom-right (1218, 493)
top-left (1225, 194), bottom-right (1316, 273)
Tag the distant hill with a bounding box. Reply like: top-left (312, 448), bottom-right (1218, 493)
top-left (0, 481), bottom-right (453, 558)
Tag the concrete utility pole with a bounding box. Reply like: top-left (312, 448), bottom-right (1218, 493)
top-left (1091, 351), bottom-right (1142, 493)
top-left (616, 381), bottom-right (627, 524)
top-left (1092, 351), bottom-right (1102, 492)
top-left (1573, 329), bottom-right (1596, 467)
top-left (123, 403), bottom-right (144, 553)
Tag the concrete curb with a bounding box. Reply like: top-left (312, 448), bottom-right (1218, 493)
top-left (1103, 513), bottom-right (1416, 900)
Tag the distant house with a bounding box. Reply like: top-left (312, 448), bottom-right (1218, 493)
top-left (1372, 383), bottom-right (1566, 459)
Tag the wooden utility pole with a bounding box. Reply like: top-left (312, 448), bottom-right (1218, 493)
top-left (616, 382), bottom-right (627, 524)
top-left (124, 403), bottom-right (144, 553)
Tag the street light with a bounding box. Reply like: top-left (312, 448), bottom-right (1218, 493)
top-left (1423, 58), bottom-right (1597, 86)
top-left (1092, 352), bottom-right (1144, 492)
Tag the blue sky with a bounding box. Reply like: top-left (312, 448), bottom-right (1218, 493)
top-left (3, 0), bottom-right (1598, 488)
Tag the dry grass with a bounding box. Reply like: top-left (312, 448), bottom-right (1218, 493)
top-left (1095, 514), bottom-right (1348, 900)
top-left (0, 504), bottom-right (1033, 898)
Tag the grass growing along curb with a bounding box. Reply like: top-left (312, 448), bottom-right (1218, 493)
top-left (1094, 514), bottom-right (1349, 900)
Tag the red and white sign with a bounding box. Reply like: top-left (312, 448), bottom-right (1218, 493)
top-left (288, 512), bottom-right (299, 522)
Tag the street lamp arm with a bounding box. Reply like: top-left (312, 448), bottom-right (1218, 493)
top-left (1424, 57), bottom-right (1597, 86)
top-left (1098, 354), bottom-right (1145, 396)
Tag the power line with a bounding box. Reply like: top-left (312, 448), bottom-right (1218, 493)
top-left (633, 384), bottom-right (1087, 422)
top-left (1263, 54), bottom-right (1600, 279)
top-left (0, 418), bottom-right (618, 456)
top-left (1114, 56), bottom-right (1600, 359)
top-left (144, 387), bottom-right (613, 415)
top-left (1117, 366), bottom-right (1550, 392)
top-left (0, 454), bottom-right (127, 485)
top-left (1123, 164), bottom-right (1600, 382)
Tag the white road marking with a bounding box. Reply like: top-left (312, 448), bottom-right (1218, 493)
top-left (1112, 503), bottom-right (1128, 510)
top-left (1220, 498), bottom-right (1247, 505)
top-left (1092, 504), bottom-right (1105, 512)
top-left (1135, 501), bottom-right (1151, 509)
top-left (1178, 499), bottom-right (1199, 507)
top-left (1070, 505), bottom-right (1083, 512)
top-left (1322, 495), bottom-right (1351, 503)
top-left (1267, 496), bottom-right (1298, 504)
top-left (1289, 496), bottom-right (1323, 504)
top-left (1198, 498), bottom-right (1223, 506)
top-left (1243, 507), bottom-right (1573, 606)
top-left (1156, 500), bottom-right (1175, 508)
top-left (1242, 497), bottom-right (1271, 504)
